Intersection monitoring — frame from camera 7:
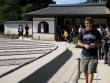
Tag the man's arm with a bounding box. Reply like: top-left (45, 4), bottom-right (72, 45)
top-left (77, 40), bottom-right (90, 49)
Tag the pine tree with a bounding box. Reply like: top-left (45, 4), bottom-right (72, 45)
top-left (0, 0), bottom-right (56, 32)
top-left (106, 0), bottom-right (110, 9)
top-left (87, 0), bottom-right (98, 3)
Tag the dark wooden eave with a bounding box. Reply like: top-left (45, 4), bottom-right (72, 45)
top-left (24, 3), bottom-right (110, 17)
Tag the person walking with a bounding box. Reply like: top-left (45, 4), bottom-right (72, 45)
top-left (77, 17), bottom-right (102, 83)
top-left (25, 24), bottom-right (29, 37)
top-left (78, 24), bottom-right (83, 34)
top-left (18, 24), bottom-right (23, 38)
top-left (97, 25), bottom-right (104, 60)
top-left (103, 25), bottom-right (110, 64)
top-left (63, 29), bottom-right (69, 42)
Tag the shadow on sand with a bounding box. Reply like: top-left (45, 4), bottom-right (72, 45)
top-left (19, 49), bottom-right (72, 83)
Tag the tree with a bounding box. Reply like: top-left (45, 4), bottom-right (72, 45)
top-left (106, 0), bottom-right (110, 9)
top-left (87, 0), bottom-right (98, 3)
top-left (0, 0), bottom-right (56, 32)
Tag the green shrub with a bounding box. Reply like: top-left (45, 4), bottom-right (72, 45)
top-left (72, 36), bottom-right (78, 44)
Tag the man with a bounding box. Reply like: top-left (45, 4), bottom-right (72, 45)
top-left (102, 26), bottom-right (109, 64)
top-left (18, 24), bottom-right (23, 38)
top-left (25, 24), bottom-right (29, 37)
top-left (77, 17), bottom-right (102, 83)
top-left (78, 24), bottom-right (83, 34)
top-left (97, 25), bottom-right (104, 60)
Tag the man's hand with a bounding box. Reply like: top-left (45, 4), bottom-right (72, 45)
top-left (84, 44), bottom-right (90, 49)
top-left (89, 43), bottom-right (97, 48)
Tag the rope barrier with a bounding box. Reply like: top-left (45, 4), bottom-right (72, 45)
top-left (67, 58), bottom-right (81, 83)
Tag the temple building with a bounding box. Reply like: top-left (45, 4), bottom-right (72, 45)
top-left (4, 2), bottom-right (110, 40)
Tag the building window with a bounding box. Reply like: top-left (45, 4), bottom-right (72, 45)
top-left (64, 18), bottom-right (71, 26)
top-left (38, 21), bottom-right (49, 33)
top-left (64, 18), bottom-right (75, 26)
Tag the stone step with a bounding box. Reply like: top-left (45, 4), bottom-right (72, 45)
top-left (0, 65), bottom-right (19, 76)
top-left (0, 39), bottom-right (54, 44)
top-left (0, 42), bottom-right (66, 83)
top-left (0, 49), bottom-right (53, 56)
top-left (0, 54), bottom-right (42, 60)
top-left (0, 38), bottom-right (58, 83)
top-left (0, 58), bottom-right (35, 66)
top-left (0, 46), bottom-right (55, 50)
top-left (0, 42), bottom-right (55, 45)
top-left (0, 47), bottom-right (55, 51)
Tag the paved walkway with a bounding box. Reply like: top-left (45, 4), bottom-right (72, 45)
top-left (0, 39), bottom-right (67, 83)
top-left (79, 60), bottom-right (110, 83)
top-left (48, 43), bottom-right (110, 83)
top-left (0, 39), bottom-right (110, 83)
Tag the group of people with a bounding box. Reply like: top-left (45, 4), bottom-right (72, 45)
top-left (18, 24), bottom-right (29, 38)
top-left (58, 17), bottom-right (110, 83)
top-left (62, 25), bottom-right (78, 43)
top-left (77, 17), bottom-right (110, 83)
top-left (97, 24), bottom-right (110, 64)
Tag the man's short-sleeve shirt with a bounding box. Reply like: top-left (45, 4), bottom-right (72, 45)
top-left (78, 28), bottom-right (102, 57)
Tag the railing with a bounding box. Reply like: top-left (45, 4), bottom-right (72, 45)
top-left (66, 57), bottom-right (81, 83)
top-left (76, 58), bottom-right (81, 79)
top-left (73, 58), bottom-right (81, 83)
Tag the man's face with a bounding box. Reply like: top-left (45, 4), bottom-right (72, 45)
top-left (85, 21), bottom-right (93, 30)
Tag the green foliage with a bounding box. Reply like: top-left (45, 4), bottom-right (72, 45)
top-left (22, 4), bottom-right (33, 13)
top-left (87, 0), bottom-right (97, 2)
top-left (72, 36), bottom-right (78, 44)
top-left (0, 0), bottom-right (55, 32)
top-left (106, 0), bottom-right (110, 9)
top-left (72, 36), bottom-right (82, 48)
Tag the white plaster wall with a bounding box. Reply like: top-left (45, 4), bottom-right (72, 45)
top-left (5, 24), bottom-right (18, 34)
top-left (33, 19), bottom-right (39, 33)
top-left (33, 18), bottom-right (55, 33)
top-left (4, 22), bottom-right (32, 35)
top-left (47, 20), bottom-right (54, 33)
top-left (33, 18), bottom-right (55, 40)
top-left (33, 33), bottom-right (54, 40)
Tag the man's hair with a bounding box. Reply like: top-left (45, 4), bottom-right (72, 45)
top-left (84, 17), bottom-right (94, 23)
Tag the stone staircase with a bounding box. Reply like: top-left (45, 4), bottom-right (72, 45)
top-left (0, 39), bottom-right (69, 83)
top-left (0, 38), bottom-right (58, 79)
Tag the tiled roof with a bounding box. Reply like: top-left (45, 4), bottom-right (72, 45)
top-left (4, 21), bottom-right (32, 24)
top-left (25, 3), bottom-right (110, 17)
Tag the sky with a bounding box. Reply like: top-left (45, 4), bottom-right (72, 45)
top-left (53, 0), bottom-right (87, 4)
